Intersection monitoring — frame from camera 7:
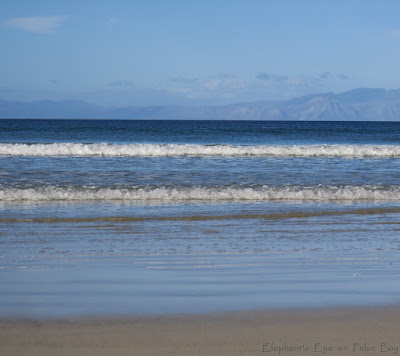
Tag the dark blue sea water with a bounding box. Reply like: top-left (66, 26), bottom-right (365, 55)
top-left (1, 119), bottom-right (400, 144)
top-left (1, 119), bottom-right (400, 317)
top-left (1, 120), bottom-right (400, 202)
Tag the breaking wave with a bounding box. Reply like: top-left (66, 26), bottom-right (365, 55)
top-left (1, 185), bottom-right (400, 202)
top-left (1, 143), bottom-right (400, 157)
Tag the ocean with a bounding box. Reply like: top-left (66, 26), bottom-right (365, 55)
top-left (1, 119), bottom-right (400, 317)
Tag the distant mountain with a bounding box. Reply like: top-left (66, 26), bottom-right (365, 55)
top-left (1, 88), bottom-right (400, 120)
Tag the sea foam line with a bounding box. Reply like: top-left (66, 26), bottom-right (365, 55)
top-left (1, 143), bottom-right (400, 157)
top-left (2, 207), bottom-right (400, 224)
top-left (1, 185), bottom-right (400, 202)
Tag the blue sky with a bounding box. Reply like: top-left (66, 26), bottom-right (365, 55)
top-left (1, 0), bottom-right (400, 107)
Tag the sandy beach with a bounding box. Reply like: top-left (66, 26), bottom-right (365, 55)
top-left (1, 306), bottom-right (400, 356)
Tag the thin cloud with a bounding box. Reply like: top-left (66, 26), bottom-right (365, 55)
top-left (109, 80), bottom-right (134, 87)
top-left (168, 87), bottom-right (192, 95)
top-left (218, 73), bottom-right (237, 78)
top-left (287, 77), bottom-right (306, 86)
top-left (204, 77), bottom-right (246, 91)
top-left (106, 16), bottom-right (117, 27)
top-left (256, 73), bottom-right (270, 81)
top-left (256, 73), bottom-right (288, 82)
top-left (204, 79), bottom-right (222, 91)
top-left (320, 72), bottom-right (332, 80)
top-left (170, 77), bottom-right (198, 84)
top-left (391, 29), bottom-right (400, 38)
top-left (336, 73), bottom-right (350, 80)
top-left (4, 16), bottom-right (67, 34)
top-left (276, 75), bottom-right (289, 82)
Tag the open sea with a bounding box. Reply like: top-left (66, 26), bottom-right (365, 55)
top-left (1, 119), bottom-right (400, 317)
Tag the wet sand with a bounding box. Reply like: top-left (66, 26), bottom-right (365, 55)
top-left (1, 306), bottom-right (400, 356)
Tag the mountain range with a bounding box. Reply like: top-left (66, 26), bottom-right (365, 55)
top-left (1, 88), bottom-right (400, 121)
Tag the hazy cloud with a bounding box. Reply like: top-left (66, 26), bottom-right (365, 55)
top-left (168, 87), bottom-right (192, 95)
top-left (276, 74), bottom-right (289, 82)
top-left (391, 29), bottom-right (400, 38)
top-left (166, 74), bottom-right (249, 104)
top-left (203, 79), bottom-right (222, 91)
top-left (317, 72), bottom-right (352, 82)
top-left (336, 73), bottom-right (350, 80)
top-left (320, 72), bottom-right (332, 80)
top-left (218, 73), bottom-right (237, 78)
top-left (109, 80), bottom-right (134, 87)
top-left (4, 16), bottom-right (67, 34)
top-left (170, 77), bottom-right (198, 84)
top-left (204, 77), bottom-right (246, 91)
top-left (106, 16), bottom-right (117, 27)
top-left (287, 77), bottom-right (307, 86)
top-left (256, 73), bottom-right (270, 81)
top-left (256, 73), bottom-right (289, 82)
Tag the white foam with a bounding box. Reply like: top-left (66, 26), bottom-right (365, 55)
top-left (1, 143), bottom-right (400, 157)
top-left (1, 185), bottom-right (399, 202)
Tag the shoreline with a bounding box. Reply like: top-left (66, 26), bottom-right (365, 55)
top-left (1, 306), bottom-right (400, 356)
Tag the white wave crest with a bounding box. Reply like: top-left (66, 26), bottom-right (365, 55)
top-left (1, 186), bottom-right (400, 202)
top-left (1, 143), bottom-right (400, 157)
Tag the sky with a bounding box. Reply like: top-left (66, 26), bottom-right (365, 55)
top-left (1, 0), bottom-right (400, 107)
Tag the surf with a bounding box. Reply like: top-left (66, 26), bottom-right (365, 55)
top-left (1, 143), bottom-right (400, 157)
top-left (1, 185), bottom-right (400, 202)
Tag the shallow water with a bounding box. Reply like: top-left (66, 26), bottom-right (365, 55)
top-left (1, 200), bottom-right (400, 317)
